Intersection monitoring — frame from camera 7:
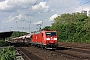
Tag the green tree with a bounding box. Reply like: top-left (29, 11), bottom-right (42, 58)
top-left (41, 26), bottom-right (51, 30)
top-left (50, 12), bottom-right (89, 43)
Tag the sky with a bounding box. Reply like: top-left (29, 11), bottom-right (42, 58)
top-left (0, 0), bottom-right (90, 33)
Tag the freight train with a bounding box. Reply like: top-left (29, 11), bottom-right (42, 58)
top-left (10, 30), bottom-right (58, 49)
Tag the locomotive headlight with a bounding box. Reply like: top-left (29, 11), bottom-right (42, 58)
top-left (54, 38), bottom-right (57, 40)
top-left (46, 38), bottom-right (50, 40)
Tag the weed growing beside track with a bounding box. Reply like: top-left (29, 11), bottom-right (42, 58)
top-left (0, 46), bottom-right (16, 60)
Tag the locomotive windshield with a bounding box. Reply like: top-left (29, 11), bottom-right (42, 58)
top-left (46, 32), bottom-right (56, 36)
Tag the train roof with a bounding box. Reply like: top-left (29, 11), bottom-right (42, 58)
top-left (12, 34), bottom-right (32, 40)
top-left (41, 30), bottom-right (56, 32)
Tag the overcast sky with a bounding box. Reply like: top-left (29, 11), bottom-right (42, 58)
top-left (0, 0), bottom-right (90, 33)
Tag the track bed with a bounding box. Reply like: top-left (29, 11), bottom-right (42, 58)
top-left (16, 47), bottom-right (43, 60)
top-left (16, 42), bottom-right (90, 60)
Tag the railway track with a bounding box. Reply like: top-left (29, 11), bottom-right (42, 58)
top-left (16, 47), bottom-right (44, 60)
top-left (54, 50), bottom-right (90, 59)
top-left (40, 46), bottom-right (90, 60)
top-left (70, 48), bottom-right (90, 54)
top-left (57, 46), bottom-right (90, 54)
top-left (16, 46), bottom-right (90, 60)
top-left (58, 42), bottom-right (90, 49)
top-left (14, 42), bottom-right (90, 60)
top-left (50, 46), bottom-right (90, 60)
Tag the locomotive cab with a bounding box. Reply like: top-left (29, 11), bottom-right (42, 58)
top-left (42, 31), bottom-right (58, 49)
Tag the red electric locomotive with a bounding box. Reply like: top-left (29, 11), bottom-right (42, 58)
top-left (31, 30), bottom-right (58, 49)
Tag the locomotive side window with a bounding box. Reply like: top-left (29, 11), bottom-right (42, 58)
top-left (46, 32), bottom-right (56, 36)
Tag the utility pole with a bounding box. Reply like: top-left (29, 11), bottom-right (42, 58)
top-left (37, 24), bottom-right (41, 32)
top-left (29, 21), bottom-right (31, 34)
top-left (36, 21), bottom-right (43, 32)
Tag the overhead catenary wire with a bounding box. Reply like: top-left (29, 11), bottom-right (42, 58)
top-left (20, 0), bottom-right (38, 32)
top-left (65, 0), bottom-right (90, 13)
top-left (18, 0), bottom-right (38, 26)
top-left (16, 0), bottom-right (38, 32)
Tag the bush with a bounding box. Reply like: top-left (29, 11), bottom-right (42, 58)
top-left (0, 46), bottom-right (16, 60)
top-left (0, 40), bottom-right (8, 47)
